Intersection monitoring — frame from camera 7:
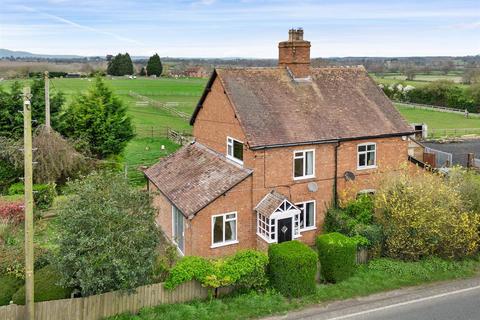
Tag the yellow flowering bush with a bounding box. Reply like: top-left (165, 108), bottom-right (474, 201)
top-left (375, 169), bottom-right (480, 260)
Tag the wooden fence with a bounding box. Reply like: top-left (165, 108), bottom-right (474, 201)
top-left (0, 281), bottom-right (208, 320)
top-left (167, 129), bottom-right (193, 146)
top-left (394, 101), bottom-right (480, 118)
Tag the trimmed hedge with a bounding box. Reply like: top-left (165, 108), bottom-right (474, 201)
top-left (316, 232), bottom-right (357, 283)
top-left (268, 241), bottom-right (318, 297)
top-left (12, 265), bottom-right (72, 305)
top-left (0, 275), bottom-right (22, 306)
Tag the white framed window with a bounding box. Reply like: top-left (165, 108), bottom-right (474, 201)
top-left (227, 137), bottom-right (244, 164)
top-left (296, 201), bottom-right (316, 231)
top-left (357, 143), bottom-right (377, 170)
top-left (211, 212), bottom-right (238, 248)
top-left (172, 206), bottom-right (185, 255)
top-left (293, 149), bottom-right (315, 180)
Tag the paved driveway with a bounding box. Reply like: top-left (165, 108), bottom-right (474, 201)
top-left (424, 139), bottom-right (480, 166)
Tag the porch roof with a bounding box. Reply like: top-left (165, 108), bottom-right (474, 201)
top-left (145, 142), bottom-right (253, 218)
top-left (255, 190), bottom-right (299, 218)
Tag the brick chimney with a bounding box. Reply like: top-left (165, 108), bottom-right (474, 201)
top-left (278, 28), bottom-right (311, 78)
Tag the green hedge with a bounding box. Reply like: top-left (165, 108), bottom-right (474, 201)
top-left (316, 232), bottom-right (357, 283)
top-left (8, 182), bottom-right (56, 209)
top-left (12, 265), bottom-right (72, 305)
top-left (268, 241), bottom-right (318, 297)
top-left (0, 275), bottom-right (23, 306)
top-left (164, 250), bottom-right (269, 292)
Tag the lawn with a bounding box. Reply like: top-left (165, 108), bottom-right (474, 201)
top-left (371, 72), bottom-right (466, 88)
top-left (109, 257), bottom-right (480, 320)
top-left (395, 103), bottom-right (480, 137)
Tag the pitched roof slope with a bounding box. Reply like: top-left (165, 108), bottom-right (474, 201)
top-left (145, 142), bottom-right (252, 218)
top-left (193, 67), bottom-right (414, 148)
top-left (255, 190), bottom-right (298, 218)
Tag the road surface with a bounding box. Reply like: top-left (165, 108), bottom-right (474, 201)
top-left (264, 277), bottom-right (480, 320)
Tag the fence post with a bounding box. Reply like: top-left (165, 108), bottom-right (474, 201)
top-left (467, 153), bottom-right (474, 168)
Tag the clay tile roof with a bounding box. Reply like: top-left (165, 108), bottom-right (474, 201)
top-left (144, 142), bottom-right (252, 218)
top-left (255, 190), bottom-right (296, 218)
top-left (191, 67), bottom-right (414, 148)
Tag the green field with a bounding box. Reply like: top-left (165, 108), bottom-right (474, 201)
top-left (371, 72), bottom-right (467, 88)
top-left (396, 103), bottom-right (480, 137)
top-left (0, 77), bottom-right (207, 185)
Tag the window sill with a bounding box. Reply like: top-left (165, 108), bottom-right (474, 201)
top-left (256, 233), bottom-right (276, 244)
top-left (300, 226), bottom-right (317, 232)
top-left (210, 240), bottom-right (239, 249)
top-left (226, 155), bottom-right (244, 166)
top-left (357, 165), bottom-right (377, 171)
top-left (293, 175), bottom-right (315, 181)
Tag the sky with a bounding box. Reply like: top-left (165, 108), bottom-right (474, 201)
top-left (0, 0), bottom-right (479, 58)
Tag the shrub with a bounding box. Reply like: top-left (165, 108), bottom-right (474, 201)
top-left (324, 195), bottom-right (381, 249)
top-left (0, 275), bottom-right (23, 306)
top-left (316, 232), bottom-right (357, 283)
top-left (0, 201), bottom-right (24, 224)
top-left (164, 256), bottom-right (214, 290)
top-left (164, 250), bottom-right (269, 293)
top-left (12, 265), bottom-right (72, 305)
top-left (268, 241), bottom-right (318, 297)
top-left (213, 250), bottom-right (269, 291)
top-left (448, 168), bottom-right (480, 213)
top-left (52, 171), bottom-right (160, 296)
top-left (344, 194), bottom-right (374, 224)
top-left (7, 183), bottom-right (56, 210)
top-left (375, 170), bottom-right (480, 260)
top-left (0, 244), bottom-right (48, 279)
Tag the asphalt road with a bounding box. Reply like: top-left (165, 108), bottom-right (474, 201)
top-left (424, 139), bottom-right (480, 166)
top-left (264, 277), bottom-right (480, 320)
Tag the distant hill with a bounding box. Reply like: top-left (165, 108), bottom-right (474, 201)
top-left (0, 48), bottom-right (83, 59)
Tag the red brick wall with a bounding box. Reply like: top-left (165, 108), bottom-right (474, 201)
top-left (192, 77), bottom-right (255, 168)
top-left (155, 76), bottom-right (410, 256)
top-left (148, 177), bottom-right (254, 258)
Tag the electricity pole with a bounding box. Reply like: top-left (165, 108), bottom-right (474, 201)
top-left (44, 71), bottom-right (50, 130)
top-left (23, 87), bottom-right (35, 320)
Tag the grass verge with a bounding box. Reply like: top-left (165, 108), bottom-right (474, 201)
top-left (108, 256), bottom-right (480, 320)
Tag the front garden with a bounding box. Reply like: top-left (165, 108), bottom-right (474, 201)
top-left (1, 165), bottom-right (480, 319)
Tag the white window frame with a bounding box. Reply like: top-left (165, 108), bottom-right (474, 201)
top-left (293, 149), bottom-right (315, 180)
top-left (171, 206), bottom-right (185, 256)
top-left (211, 211), bottom-right (239, 248)
top-left (357, 142), bottom-right (377, 170)
top-left (295, 200), bottom-right (316, 232)
top-left (226, 136), bottom-right (244, 165)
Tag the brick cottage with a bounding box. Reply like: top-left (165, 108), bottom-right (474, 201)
top-left (145, 29), bottom-right (415, 257)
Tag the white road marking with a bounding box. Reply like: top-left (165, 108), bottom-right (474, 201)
top-left (327, 284), bottom-right (480, 320)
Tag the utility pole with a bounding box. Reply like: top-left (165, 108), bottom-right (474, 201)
top-left (23, 87), bottom-right (35, 320)
top-left (44, 71), bottom-right (50, 130)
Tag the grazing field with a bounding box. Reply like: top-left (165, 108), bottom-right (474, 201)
top-left (371, 72), bottom-right (467, 88)
top-left (0, 77), bottom-right (207, 185)
top-left (395, 103), bottom-right (480, 137)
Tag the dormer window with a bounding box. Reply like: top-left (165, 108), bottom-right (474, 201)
top-left (227, 137), bottom-right (243, 164)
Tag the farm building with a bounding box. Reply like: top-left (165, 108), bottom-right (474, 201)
top-left (145, 29), bottom-right (415, 257)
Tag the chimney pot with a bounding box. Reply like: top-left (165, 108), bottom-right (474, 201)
top-left (279, 28), bottom-right (311, 78)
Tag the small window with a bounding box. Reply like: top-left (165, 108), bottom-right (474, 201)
top-left (296, 201), bottom-right (316, 230)
top-left (212, 212), bottom-right (238, 247)
top-left (293, 150), bottom-right (315, 179)
top-left (227, 137), bottom-right (243, 164)
top-left (357, 143), bottom-right (376, 169)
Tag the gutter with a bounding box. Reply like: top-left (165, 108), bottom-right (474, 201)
top-left (250, 131), bottom-right (415, 151)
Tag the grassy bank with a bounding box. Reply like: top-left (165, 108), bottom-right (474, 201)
top-left (109, 257), bottom-right (480, 320)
